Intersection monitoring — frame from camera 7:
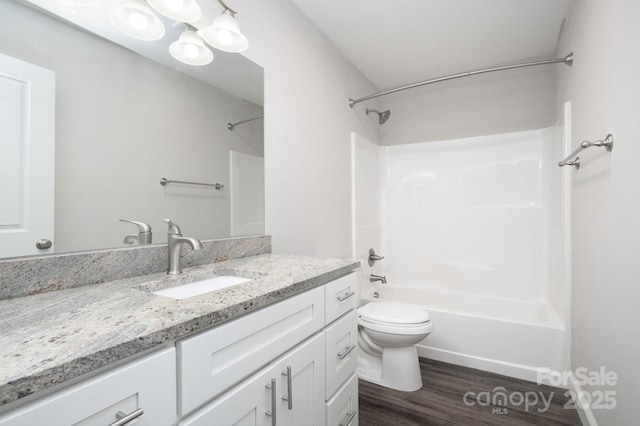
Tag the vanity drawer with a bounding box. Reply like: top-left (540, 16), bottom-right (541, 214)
top-left (0, 348), bottom-right (176, 426)
top-left (325, 273), bottom-right (358, 325)
top-left (177, 286), bottom-right (325, 415)
top-left (325, 309), bottom-right (358, 399)
top-left (325, 373), bottom-right (358, 426)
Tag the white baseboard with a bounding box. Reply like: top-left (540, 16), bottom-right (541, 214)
top-left (568, 374), bottom-right (598, 426)
top-left (417, 344), bottom-right (567, 387)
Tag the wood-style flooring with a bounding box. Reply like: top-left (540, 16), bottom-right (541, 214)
top-left (358, 358), bottom-right (582, 426)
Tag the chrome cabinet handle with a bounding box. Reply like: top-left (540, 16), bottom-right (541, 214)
top-left (337, 344), bottom-right (356, 360)
top-left (109, 408), bottom-right (144, 426)
top-left (281, 366), bottom-right (293, 410)
top-left (265, 378), bottom-right (277, 426)
top-left (336, 291), bottom-right (355, 302)
top-left (339, 409), bottom-right (357, 426)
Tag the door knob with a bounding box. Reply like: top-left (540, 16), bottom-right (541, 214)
top-left (36, 239), bottom-right (53, 250)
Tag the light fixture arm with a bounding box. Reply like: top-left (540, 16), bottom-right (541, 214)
top-left (216, 0), bottom-right (238, 15)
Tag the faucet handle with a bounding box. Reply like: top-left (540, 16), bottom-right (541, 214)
top-left (120, 219), bottom-right (152, 244)
top-left (163, 218), bottom-right (182, 236)
top-left (120, 219), bottom-right (152, 232)
top-left (368, 248), bottom-right (385, 266)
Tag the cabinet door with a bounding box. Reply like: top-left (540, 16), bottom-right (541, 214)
top-left (271, 333), bottom-right (325, 426)
top-left (0, 348), bottom-right (176, 426)
top-left (179, 366), bottom-right (272, 426)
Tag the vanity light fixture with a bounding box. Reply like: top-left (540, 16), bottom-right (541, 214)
top-left (169, 27), bottom-right (214, 66)
top-left (147, 0), bottom-right (202, 23)
top-left (112, 0), bottom-right (166, 41)
top-left (198, 0), bottom-right (249, 53)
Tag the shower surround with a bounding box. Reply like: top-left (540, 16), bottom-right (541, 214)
top-left (352, 113), bottom-right (571, 382)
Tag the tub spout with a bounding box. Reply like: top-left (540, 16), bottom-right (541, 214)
top-left (370, 274), bottom-right (387, 284)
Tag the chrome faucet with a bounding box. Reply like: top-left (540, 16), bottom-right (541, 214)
top-left (120, 219), bottom-right (152, 245)
top-left (163, 219), bottom-right (203, 275)
top-left (370, 274), bottom-right (387, 284)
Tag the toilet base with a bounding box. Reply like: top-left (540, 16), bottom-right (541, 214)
top-left (357, 345), bottom-right (423, 392)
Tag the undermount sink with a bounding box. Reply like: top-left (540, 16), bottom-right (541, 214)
top-left (152, 276), bottom-right (253, 300)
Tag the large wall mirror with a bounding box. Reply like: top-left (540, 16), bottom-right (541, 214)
top-left (0, 0), bottom-right (264, 259)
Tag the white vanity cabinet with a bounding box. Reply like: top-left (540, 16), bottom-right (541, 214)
top-left (180, 333), bottom-right (325, 426)
top-left (0, 347), bottom-right (177, 426)
top-left (177, 272), bottom-right (360, 426)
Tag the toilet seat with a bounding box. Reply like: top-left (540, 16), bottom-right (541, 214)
top-left (358, 302), bottom-right (432, 335)
top-left (359, 301), bottom-right (431, 323)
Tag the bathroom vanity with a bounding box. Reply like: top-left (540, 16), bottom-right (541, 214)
top-left (0, 251), bottom-right (359, 425)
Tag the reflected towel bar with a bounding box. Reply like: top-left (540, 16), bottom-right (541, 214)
top-left (558, 134), bottom-right (614, 169)
top-left (159, 177), bottom-right (224, 190)
top-left (228, 115), bottom-right (264, 130)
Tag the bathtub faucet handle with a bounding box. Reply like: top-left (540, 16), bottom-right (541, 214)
top-left (368, 248), bottom-right (385, 266)
top-left (370, 274), bottom-right (387, 284)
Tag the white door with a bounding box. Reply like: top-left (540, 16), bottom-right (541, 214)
top-left (0, 53), bottom-right (55, 257)
top-left (230, 150), bottom-right (265, 236)
top-left (273, 333), bottom-right (326, 426)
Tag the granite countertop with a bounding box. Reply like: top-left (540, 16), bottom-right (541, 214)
top-left (0, 254), bottom-right (359, 407)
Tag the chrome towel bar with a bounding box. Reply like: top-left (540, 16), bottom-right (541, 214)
top-left (558, 134), bottom-right (614, 169)
top-left (159, 177), bottom-right (224, 190)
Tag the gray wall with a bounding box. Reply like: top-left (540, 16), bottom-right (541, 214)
top-left (558, 0), bottom-right (640, 424)
top-left (239, 0), bottom-right (380, 258)
top-left (378, 62), bottom-right (557, 146)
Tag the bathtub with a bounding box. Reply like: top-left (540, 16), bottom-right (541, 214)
top-left (360, 284), bottom-right (568, 385)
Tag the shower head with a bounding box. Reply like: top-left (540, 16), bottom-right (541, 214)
top-left (366, 108), bottom-right (391, 124)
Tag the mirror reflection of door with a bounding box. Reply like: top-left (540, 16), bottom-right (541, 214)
top-left (230, 151), bottom-right (265, 237)
top-left (0, 53), bottom-right (55, 257)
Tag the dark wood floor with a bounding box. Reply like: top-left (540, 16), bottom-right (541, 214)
top-left (359, 358), bottom-right (581, 426)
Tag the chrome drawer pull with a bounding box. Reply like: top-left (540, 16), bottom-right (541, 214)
top-left (110, 408), bottom-right (144, 426)
top-left (281, 365), bottom-right (293, 410)
top-left (339, 409), bottom-right (357, 426)
top-left (336, 291), bottom-right (355, 302)
top-left (265, 378), bottom-right (277, 426)
top-left (337, 344), bottom-right (356, 360)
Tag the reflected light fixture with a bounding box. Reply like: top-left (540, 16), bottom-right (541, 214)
top-left (169, 28), bottom-right (214, 66)
top-left (198, 0), bottom-right (249, 53)
top-left (147, 0), bottom-right (202, 23)
top-left (112, 0), bottom-right (166, 41)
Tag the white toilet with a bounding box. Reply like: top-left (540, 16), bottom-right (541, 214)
top-left (357, 301), bottom-right (432, 391)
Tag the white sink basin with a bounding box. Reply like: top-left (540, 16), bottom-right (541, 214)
top-left (152, 276), bottom-right (252, 300)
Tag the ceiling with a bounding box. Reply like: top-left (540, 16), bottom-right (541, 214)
top-left (289, 0), bottom-right (572, 90)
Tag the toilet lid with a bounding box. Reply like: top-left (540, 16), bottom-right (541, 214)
top-left (359, 301), bottom-right (430, 324)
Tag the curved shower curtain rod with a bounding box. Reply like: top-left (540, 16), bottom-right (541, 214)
top-left (348, 52), bottom-right (574, 108)
top-left (227, 115), bottom-right (264, 130)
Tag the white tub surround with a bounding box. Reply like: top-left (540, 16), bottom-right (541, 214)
top-left (352, 123), bottom-right (571, 381)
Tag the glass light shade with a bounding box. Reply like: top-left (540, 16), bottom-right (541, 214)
top-left (112, 0), bottom-right (165, 41)
top-left (169, 29), bottom-right (214, 66)
top-left (198, 10), bottom-right (249, 53)
top-left (147, 0), bottom-right (202, 23)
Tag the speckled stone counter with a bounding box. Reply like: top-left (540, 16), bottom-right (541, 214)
top-left (0, 254), bottom-right (359, 407)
